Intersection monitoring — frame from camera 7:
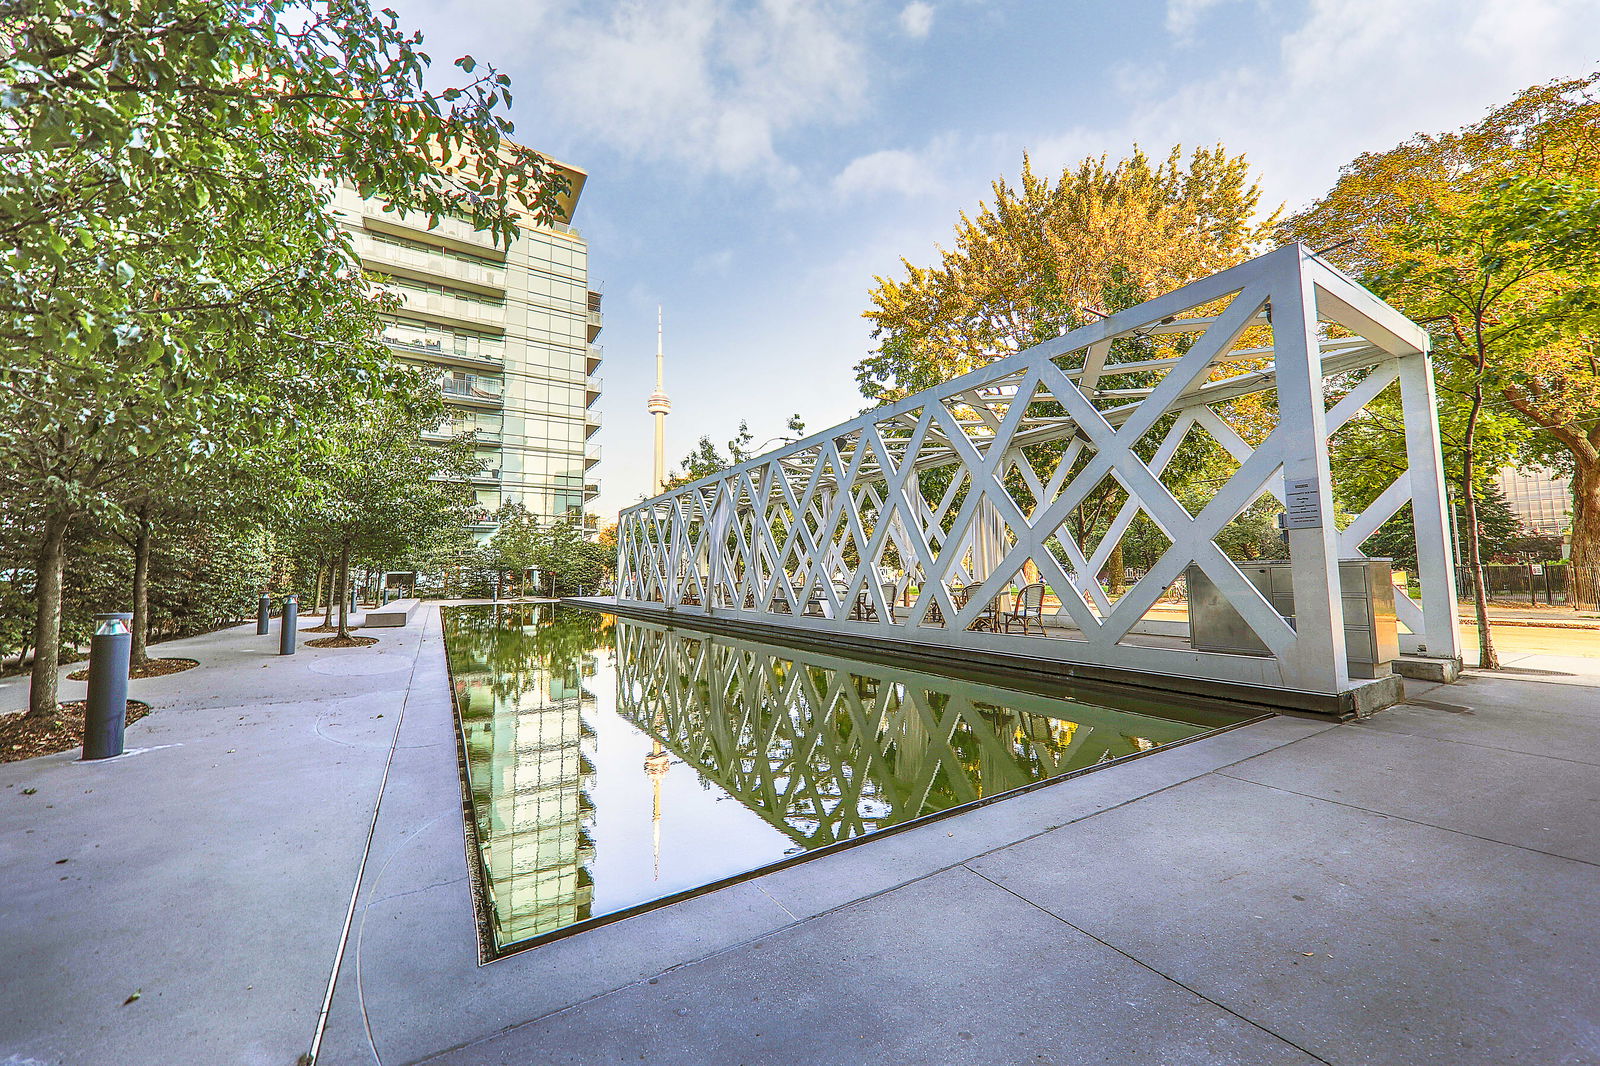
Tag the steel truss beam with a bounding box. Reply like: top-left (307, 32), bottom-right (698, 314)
top-left (618, 246), bottom-right (1461, 697)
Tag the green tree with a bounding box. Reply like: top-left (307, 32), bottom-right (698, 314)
top-left (489, 503), bottom-right (543, 597)
top-left (529, 521), bottom-right (613, 598)
top-left (664, 414), bottom-right (806, 491)
top-left (1, 0), bottom-right (568, 714)
top-left (858, 146), bottom-right (1277, 402)
top-left (290, 393), bottom-right (479, 638)
top-left (1285, 72), bottom-right (1600, 636)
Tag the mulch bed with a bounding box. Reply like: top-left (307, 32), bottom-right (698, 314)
top-left (1, 700), bottom-right (151, 764)
top-left (66, 657), bottom-right (198, 682)
top-left (305, 635), bottom-right (378, 648)
top-left (302, 623), bottom-right (340, 633)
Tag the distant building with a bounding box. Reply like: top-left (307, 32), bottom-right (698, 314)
top-left (332, 150), bottom-right (602, 539)
top-left (1495, 465), bottom-right (1572, 536)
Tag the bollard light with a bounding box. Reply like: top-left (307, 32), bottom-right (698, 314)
top-left (279, 594), bottom-right (298, 655)
top-left (257, 593), bottom-right (271, 635)
top-left (84, 613), bottom-right (132, 760)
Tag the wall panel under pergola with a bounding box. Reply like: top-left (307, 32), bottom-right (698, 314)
top-left (617, 245), bottom-right (1461, 698)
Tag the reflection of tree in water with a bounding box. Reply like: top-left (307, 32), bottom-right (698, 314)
top-left (444, 605), bottom-right (614, 947)
top-left (615, 620), bottom-right (1203, 849)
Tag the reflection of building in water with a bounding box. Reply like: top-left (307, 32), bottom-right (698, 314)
top-left (613, 619), bottom-right (1200, 849)
top-left (453, 607), bottom-right (599, 944)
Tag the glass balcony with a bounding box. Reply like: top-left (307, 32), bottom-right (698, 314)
top-left (425, 421), bottom-right (502, 443)
top-left (358, 233), bottom-right (507, 290)
top-left (442, 372), bottom-right (505, 404)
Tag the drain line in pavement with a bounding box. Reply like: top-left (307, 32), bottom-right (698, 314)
top-left (304, 622), bottom-right (427, 1065)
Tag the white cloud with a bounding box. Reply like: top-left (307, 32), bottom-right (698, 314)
top-left (397, 0), bottom-right (872, 181)
top-left (1042, 0), bottom-right (1600, 211)
top-left (833, 147), bottom-right (944, 198)
top-left (899, 1), bottom-right (934, 38)
top-left (1164, 0), bottom-right (1233, 38)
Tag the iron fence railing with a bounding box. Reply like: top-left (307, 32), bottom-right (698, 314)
top-left (1456, 563), bottom-right (1600, 609)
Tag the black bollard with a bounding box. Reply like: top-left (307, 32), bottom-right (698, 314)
top-left (84, 613), bottom-right (132, 760)
top-left (279, 594), bottom-right (298, 655)
top-left (257, 593), bottom-right (271, 635)
top-left (349, 586), bottom-right (358, 614)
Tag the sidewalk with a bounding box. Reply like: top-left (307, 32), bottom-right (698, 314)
top-left (0, 608), bottom-right (420, 1066)
top-left (1464, 605), bottom-right (1600, 628)
top-left (3, 607), bottom-right (1597, 1065)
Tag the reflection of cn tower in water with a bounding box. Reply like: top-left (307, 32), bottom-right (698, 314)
top-left (644, 732), bottom-right (670, 880)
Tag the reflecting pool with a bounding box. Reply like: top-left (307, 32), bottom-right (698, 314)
top-left (443, 604), bottom-right (1243, 954)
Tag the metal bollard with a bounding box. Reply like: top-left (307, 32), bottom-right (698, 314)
top-left (257, 593), bottom-right (271, 635)
top-left (349, 586), bottom-right (358, 614)
top-left (279, 594), bottom-right (298, 655)
top-left (84, 613), bottom-right (132, 760)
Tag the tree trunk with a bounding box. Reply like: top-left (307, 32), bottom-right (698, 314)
top-left (1106, 542), bottom-right (1125, 594)
top-left (322, 556), bottom-right (338, 627)
top-left (130, 509), bottom-right (152, 665)
top-left (27, 512), bottom-right (71, 718)
top-left (1459, 383), bottom-right (1499, 669)
top-left (1569, 459), bottom-right (1600, 611)
top-left (335, 542), bottom-right (352, 638)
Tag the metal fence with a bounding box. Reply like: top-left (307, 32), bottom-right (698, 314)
top-left (1458, 564), bottom-right (1600, 609)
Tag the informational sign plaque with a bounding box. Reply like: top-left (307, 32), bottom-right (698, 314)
top-left (1283, 477), bottom-right (1323, 529)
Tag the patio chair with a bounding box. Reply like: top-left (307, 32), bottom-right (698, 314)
top-left (950, 583), bottom-right (999, 632)
top-left (1001, 582), bottom-right (1046, 634)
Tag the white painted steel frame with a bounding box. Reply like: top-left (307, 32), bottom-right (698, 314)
top-left (617, 245), bottom-right (1461, 697)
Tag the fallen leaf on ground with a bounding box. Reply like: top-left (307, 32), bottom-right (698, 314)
top-left (123, 990), bottom-right (141, 1005)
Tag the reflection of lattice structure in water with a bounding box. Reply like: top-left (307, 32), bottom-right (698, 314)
top-left (613, 620), bottom-right (1203, 847)
top-left (457, 644), bottom-right (598, 944)
top-left (617, 246), bottom-right (1461, 697)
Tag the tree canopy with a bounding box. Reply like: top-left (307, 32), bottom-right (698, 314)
top-left (857, 146), bottom-right (1278, 403)
top-left (1, 0), bottom-right (568, 712)
top-left (1286, 71), bottom-right (1600, 620)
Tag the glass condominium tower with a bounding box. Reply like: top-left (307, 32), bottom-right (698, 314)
top-left (332, 156), bottom-right (602, 537)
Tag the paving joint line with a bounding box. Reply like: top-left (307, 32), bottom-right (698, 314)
top-left (402, 720), bottom-right (1336, 1065)
top-left (304, 618), bottom-right (431, 1066)
top-left (961, 865), bottom-right (1336, 1066)
top-left (1346, 720), bottom-right (1600, 768)
top-left (1211, 771), bottom-right (1600, 870)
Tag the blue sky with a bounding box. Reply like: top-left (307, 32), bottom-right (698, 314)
top-left (392, 0), bottom-right (1598, 519)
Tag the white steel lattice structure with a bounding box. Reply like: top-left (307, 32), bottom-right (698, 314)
top-left (616, 245), bottom-right (1461, 699)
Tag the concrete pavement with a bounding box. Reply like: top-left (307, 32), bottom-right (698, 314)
top-left (2, 605), bottom-right (1597, 1066)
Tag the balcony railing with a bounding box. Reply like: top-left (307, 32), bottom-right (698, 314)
top-left (384, 335), bottom-right (506, 366)
top-left (387, 284), bottom-right (504, 329)
top-left (585, 378), bottom-right (602, 406)
top-left (424, 423), bottom-right (502, 443)
top-left (358, 233), bottom-right (507, 291)
top-left (441, 373), bottom-right (505, 404)
top-left (364, 211), bottom-right (504, 254)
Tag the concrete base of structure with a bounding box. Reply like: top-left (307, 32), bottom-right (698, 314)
top-left (1395, 654), bottom-right (1464, 683)
top-left (365, 598), bottom-right (420, 628)
top-left (568, 597), bottom-right (1407, 720)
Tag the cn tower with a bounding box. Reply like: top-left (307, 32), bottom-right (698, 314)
top-left (647, 307), bottom-right (672, 495)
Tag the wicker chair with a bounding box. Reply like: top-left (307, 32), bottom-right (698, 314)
top-left (1001, 582), bottom-right (1046, 634)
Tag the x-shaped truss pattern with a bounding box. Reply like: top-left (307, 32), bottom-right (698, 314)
top-left (618, 245), bottom-right (1460, 696)
top-left (613, 619), bottom-right (1200, 846)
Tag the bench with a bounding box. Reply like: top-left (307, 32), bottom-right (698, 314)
top-left (364, 598), bottom-right (420, 628)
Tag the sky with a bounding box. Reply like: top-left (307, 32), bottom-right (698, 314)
top-left (389, 0), bottom-right (1599, 520)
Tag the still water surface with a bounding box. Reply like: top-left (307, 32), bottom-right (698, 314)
top-left (443, 604), bottom-right (1238, 953)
